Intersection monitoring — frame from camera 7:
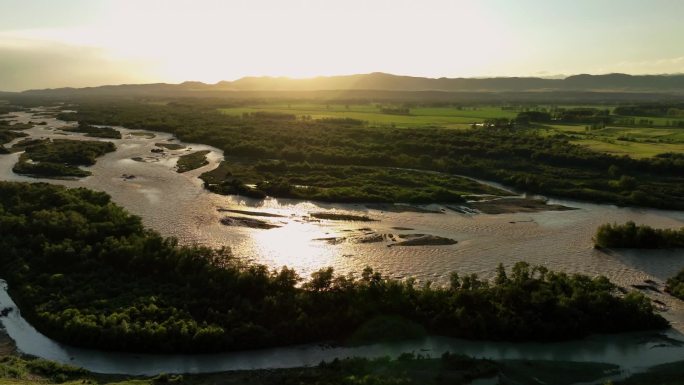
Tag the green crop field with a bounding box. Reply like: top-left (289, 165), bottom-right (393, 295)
top-left (541, 124), bottom-right (684, 158)
top-left (219, 103), bottom-right (517, 128)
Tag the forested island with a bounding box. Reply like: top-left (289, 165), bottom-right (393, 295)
top-left (176, 150), bottom-right (210, 173)
top-left (0, 181), bottom-right (667, 353)
top-left (55, 101), bottom-right (684, 209)
top-left (594, 221), bottom-right (684, 249)
top-left (62, 123), bottom-right (122, 139)
top-left (11, 138), bottom-right (115, 178)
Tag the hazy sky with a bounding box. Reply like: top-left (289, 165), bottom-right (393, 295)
top-left (1, 0), bottom-right (684, 91)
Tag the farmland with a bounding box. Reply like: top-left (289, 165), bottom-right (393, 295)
top-left (219, 104), bottom-right (518, 128)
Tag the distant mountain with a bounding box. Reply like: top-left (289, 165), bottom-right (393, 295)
top-left (210, 72), bottom-right (684, 92)
top-left (13, 72), bottom-right (684, 97)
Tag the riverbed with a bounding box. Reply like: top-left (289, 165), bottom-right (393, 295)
top-left (1, 107), bottom-right (684, 376)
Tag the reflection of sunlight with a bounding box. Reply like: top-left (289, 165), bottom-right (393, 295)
top-left (249, 220), bottom-right (338, 276)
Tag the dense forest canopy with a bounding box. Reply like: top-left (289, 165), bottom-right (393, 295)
top-left (0, 181), bottom-right (667, 353)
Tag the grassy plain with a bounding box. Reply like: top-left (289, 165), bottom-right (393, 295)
top-left (219, 104), bottom-right (517, 128)
top-left (541, 124), bottom-right (684, 158)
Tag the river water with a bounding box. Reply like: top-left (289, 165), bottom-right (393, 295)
top-left (0, 107), bottom-right (683, 377)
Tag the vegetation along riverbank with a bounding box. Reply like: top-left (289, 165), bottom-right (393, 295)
top-left (1, 348), bottom-right (683, 385)
top-left (0, 181), bottom-right (667, 354)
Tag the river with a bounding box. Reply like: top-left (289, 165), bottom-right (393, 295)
top-left (0, 107), bottom-right (683, 377)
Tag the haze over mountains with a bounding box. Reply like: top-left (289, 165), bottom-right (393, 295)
top-left (7, 72), bottom-right (684, 98)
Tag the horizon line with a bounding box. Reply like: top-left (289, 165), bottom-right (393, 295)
top-left (4, 71), bottom-right (684, 93)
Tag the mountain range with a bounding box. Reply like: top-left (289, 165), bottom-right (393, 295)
top-left (7, 73), bottom-right (684, 99)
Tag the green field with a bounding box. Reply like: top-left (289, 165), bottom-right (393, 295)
top-left (541, 124), bottom-right (684, 158)
top-left (220, 103), bottom-right (517, 128)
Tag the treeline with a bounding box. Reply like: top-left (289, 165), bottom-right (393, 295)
top-left (594, 221), bottom-right (684, 249)
top-left (614, 104), bottom-right (684, 118)
top-left (555, 108), bottom-right (611, 124)
top-left (0, 182), bottom-right (667, 353)
top-left (514, 108), bottom-right (611, 125)
top-left (515, 111), bottom-right (552, 124)
top-left (55, 101), bottom-right (684, 209)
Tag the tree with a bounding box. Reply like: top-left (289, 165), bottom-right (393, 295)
top-left (494, 263), bottom-right (509, 286)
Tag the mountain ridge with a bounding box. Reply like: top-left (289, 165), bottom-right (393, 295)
top-left (12, 72), bottom-right (684, 96)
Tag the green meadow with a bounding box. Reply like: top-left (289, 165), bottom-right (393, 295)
top-left (219, 103), bottom-right (518, 128)
top-left (541, 124), bottom-right (684, 158)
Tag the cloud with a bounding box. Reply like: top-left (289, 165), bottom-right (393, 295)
top-left (0, 37), bottom-right (156, 92)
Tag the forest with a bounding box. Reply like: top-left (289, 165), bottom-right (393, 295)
top-left (54, 100), bottom-right (684, 209)
top-left (0, 181), bottom-right (667, 353)
top-left (594, 221), bottom-right (684, 249)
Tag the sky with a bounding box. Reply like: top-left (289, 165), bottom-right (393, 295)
top-left (1, 0), bottom-right (684, 91)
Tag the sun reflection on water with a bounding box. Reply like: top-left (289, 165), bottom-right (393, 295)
top-left (247, 218), bottom-right (340, 277)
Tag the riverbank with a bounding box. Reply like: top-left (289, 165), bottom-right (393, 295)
top-left (1, 350), bottom-right (683, 385)
top-left (0, 328), bottom-right (15, 357)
